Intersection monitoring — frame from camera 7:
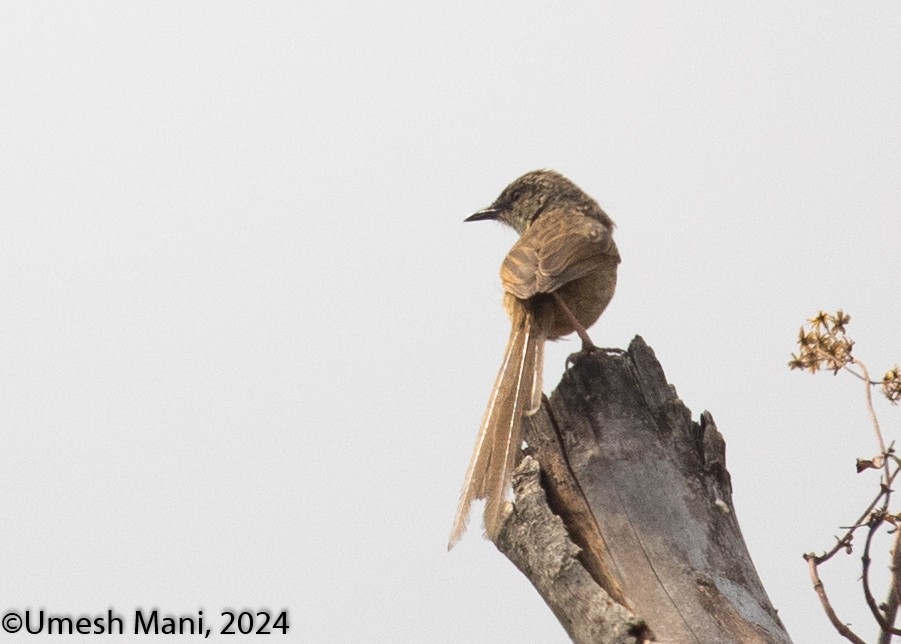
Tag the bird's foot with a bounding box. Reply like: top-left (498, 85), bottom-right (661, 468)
top-left (565, 344), bottom-right (624, 369)
top-left (566, 342), bottom-right (596, 368)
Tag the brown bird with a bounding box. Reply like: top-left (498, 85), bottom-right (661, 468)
top-left (449, 170), bottom-right (620, 549)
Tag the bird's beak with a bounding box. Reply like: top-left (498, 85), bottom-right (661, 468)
top-left (464, 207), bottom-right (500, 222)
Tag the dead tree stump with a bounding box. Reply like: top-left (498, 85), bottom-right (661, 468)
top-left (495, 336), bottom-right (791, 643)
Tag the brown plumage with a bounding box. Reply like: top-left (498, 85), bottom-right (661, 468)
top-left (449, 170), bottom-right (620, 549)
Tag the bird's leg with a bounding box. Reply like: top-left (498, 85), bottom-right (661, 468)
top-left (551, 292), bottom-right (597, 352)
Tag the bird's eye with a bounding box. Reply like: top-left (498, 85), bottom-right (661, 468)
top-left (511, 188), bottom-right (523, 201)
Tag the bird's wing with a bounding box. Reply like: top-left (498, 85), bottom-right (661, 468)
top-left (501, 208), bottom-right (619, 300)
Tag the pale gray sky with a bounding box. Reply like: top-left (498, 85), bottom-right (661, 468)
top-left (2, 3), bottom-right (900, 643)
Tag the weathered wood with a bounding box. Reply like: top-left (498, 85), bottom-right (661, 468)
top-left (497, 456), bottom-right (652, 644)
top-left (496, 336), bottom-right (791, 643)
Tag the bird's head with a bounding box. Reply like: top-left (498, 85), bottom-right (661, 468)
top-left (465, 170), bottom-right (591, 234)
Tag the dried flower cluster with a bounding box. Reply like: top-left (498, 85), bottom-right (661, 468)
top-left (789, 310), bottom-right (854, 375)
top-left (884, 366), bottom-right (901, 404)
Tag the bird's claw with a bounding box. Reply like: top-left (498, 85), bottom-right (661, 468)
top-left (565, 344), bottom-right (624, 369)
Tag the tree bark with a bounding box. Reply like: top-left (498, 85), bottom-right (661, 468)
top-left (495, 336), bottom-right (791, 643)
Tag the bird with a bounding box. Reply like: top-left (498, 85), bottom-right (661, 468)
top-left (448, 169), bottom-right (620, 549)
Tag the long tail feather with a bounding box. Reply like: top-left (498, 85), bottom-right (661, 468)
top-left (482, 309), bottom-right (534, 540)
top-left (524, 312), bottom-right (546, 416)
top-left (448, 303), bottom-right (546, 549)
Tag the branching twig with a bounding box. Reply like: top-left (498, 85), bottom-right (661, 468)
top-left (804, 553), bottom-right (865, 644)
top-left (803, 466), bottom-right (901, 642)
top-left (791, 310), bottom-right (901, 641)
top-left (861, 512), bottom-right (901, 635)
top-left (879, 527), bottom-right (901, 644)
top-left (810, 467), bottom-right (901, 566)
